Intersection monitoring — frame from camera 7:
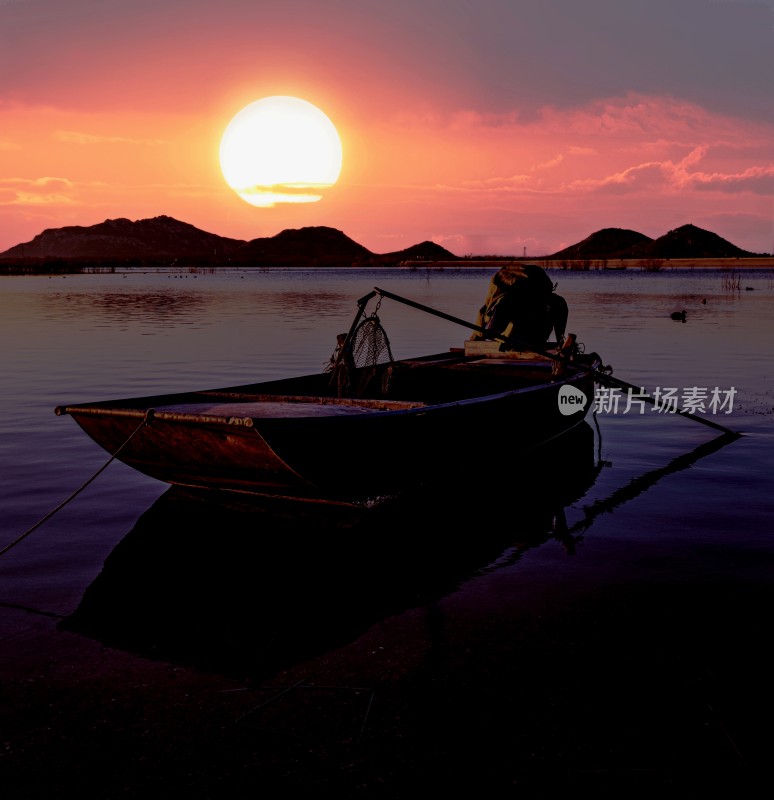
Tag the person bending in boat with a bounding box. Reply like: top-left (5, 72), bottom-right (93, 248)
top-left (470, 263), bottom-right (568, 351)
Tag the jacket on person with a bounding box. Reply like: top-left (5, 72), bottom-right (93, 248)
top-left (471, 264), bottom-right (568, 350)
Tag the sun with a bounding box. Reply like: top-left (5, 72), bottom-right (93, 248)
top-left (219, 96), bottom-right (342, 207)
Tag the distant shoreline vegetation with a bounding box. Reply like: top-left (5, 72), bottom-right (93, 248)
top-left (2, 255), bottom-right (774, 276)
top-left (536, 256), bottom-right (774, 271)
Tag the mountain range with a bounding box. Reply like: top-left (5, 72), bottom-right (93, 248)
top-left (0, 216), bottom-right (765, 267)
top-left (548, 224), bottom-right (760, 260)
top-left (0, 216), bottom-right (456, 268)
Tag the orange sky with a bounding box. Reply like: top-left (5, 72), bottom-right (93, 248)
top-left (1, 0), bottom-right (773, 256)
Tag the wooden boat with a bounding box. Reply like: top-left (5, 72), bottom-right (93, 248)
top-left (55, 288), bottom-right (603, 504)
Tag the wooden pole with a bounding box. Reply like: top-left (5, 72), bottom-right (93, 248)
top-left (372, 286), bottom-right (738, 436)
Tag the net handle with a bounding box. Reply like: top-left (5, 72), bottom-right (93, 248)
top-left (333, 290), bottom-right (378, 371)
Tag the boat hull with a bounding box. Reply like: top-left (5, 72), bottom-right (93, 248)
top-left (58, 352), bottom-right (600, 502)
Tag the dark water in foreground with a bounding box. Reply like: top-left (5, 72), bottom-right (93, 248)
top-left (1, 267), bottom-right (774, 786)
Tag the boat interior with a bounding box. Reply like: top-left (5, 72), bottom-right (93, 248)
top-left (59, 344), bottom-right (599, 422)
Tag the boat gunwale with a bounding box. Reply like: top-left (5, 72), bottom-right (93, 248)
top-left (54, 354), bottom-right (600, 428)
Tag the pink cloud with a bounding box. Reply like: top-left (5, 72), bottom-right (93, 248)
top-left (54, 130), bottom-right (165, 145)
top-left (679, 165), bottom-right (774, 194)
top-left (5, 192), bottom-right (78, 207)
top-left (568, 143), bottom-right (774, 198)
top-left (0, 176), bottom-right (78, 206)
top-left (0, 176), bottom-right (74, 189)
top-left (569, 162), bottom-right (668, 194)
top-left (534, 153), bottom-right (564, 171)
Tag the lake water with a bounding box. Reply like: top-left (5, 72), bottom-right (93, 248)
top-left (1, 266), bottom-right (773, 606)
top-left (2, 266), bottom-right (774, 784)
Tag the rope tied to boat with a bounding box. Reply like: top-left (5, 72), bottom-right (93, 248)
top-left (0, 409), bottom-right (155, 561)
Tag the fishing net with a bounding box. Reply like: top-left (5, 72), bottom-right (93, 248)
top-left (327, 313), bottom-right (395, 398)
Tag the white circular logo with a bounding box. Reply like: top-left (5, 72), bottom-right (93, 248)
top-left (558, 384), bottom-right (588, 415)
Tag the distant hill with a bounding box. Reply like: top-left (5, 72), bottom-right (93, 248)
top-left (0, 216), bottom-right (459, 268)
top-left (549, 228), bottom-right (652, 260)
top-left (622, 224), bottom-right (757, 259)
top-left (364, 240), bottom-right (458, 267)
top-left (549, 223), bottom-right (759, 260)
top-left (237, 226), bottom-right (372, 267)
top-left (0, 216), bottom-right (245, 260)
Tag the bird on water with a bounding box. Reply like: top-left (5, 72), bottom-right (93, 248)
top-left (670, 310), bottom-right (686, 321)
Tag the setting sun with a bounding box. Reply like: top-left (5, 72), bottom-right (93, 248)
top-left (219, 96), bottom-right (342, 207)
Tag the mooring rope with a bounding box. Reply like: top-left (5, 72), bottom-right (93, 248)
top-left (0, 409), bottom-right (154, 560)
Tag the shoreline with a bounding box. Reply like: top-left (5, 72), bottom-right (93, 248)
top-left (426, 257), bottom-right (774, 270)
top-left (1, 257), bottom-right (774, 276)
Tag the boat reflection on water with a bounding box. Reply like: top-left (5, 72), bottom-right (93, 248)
top-left (61, 421), bottom-right (601, 679)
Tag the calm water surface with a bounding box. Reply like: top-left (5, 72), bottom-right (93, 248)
top-left (1, 267), bottom-right (773, 626)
